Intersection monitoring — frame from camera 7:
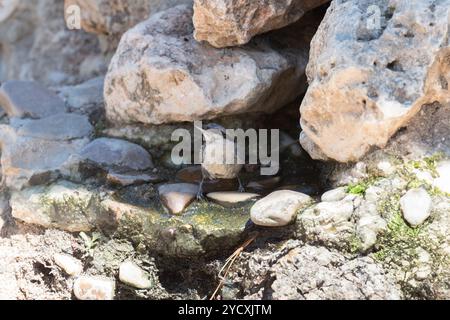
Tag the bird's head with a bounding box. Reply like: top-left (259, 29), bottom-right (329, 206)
top-left (195, 123), bottom-right (226, 143)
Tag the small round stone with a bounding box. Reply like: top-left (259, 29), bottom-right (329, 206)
top-left (250, 190), bottom-right (312, 227)
top-left (119, 261), bottom-right (152, 289)
top-left (321, 187), bottom-right (347, 202)
top-left (400, 188), bottom-right (432, 226)
top-left (54, 253), bottom-right (83, 276)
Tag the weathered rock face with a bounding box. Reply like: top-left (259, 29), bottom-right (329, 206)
top-left (9, 182), bottom-right (252, 258)
top-left (64, 0), bottom-right (192, 50)
top-left (300, 0), bottom-right (450, 162)
top-left (78, 138), bottom-right (154, 172)
top-left (57, 76), bottom-right (105, 116)
top-left (0, 81), bottom-right (67, 119)
top-left (0, 123), bottom-right (90, 190)
top-left (104, 4), bottom-right (316, 125)
top-left (0, 0), bottom-right (106, 85)
top-left (269, 245), bottom-right (402, 300)
top-left (10, 181), bottom-right (100, 232)
top-left (193, 0), bottom-right (329, 48)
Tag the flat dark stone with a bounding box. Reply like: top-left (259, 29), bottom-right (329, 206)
top-left (0, 80), bottom-right (67, 118)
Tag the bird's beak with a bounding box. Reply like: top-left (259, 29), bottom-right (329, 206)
top-left (195, 125), bottom-right (214, 142)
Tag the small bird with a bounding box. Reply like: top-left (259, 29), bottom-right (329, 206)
top-left (196, 123), bottom-right (245, 200)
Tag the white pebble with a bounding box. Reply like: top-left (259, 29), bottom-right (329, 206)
top-left (54, 253), bottom-right (83, 276)
top-left (251, 190), bottom-right (312, 227)
top-left (73, 276), bottom-right (115, 300)
top-left (400, 188), bottom-right (432, 226)
top-left (119, 261), bottom-right (152, 289)
top-left (321, 187), bottom-right (347, 202)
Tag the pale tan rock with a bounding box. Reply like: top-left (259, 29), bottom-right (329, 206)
top-left (104, 5), bottom-right (315, 125)
top-left (250, 190), bottom-right (312, 227)
top-left (64, 0), bottom-right (191, 49)
top-left (0, 0), bottom-right (106, 86)
top-left (206, 192), bottom-right (259, 207)
top-left (158, 183), bottom-right (199, 215)
top-left (73, 276), bottom-right (115, 300)
top-left (400, 188), bottom-right (432, 226)
top-left (54, 253), bottom-right (83, 276)
top-left (193, 0), bottom-right (329, 48)
top-left (119, 261), bottom-right (152, 289)
top-left (300, 0), bottom-right (450, 162)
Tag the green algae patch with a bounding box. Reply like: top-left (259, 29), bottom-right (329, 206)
top-left (108, 185), bottom-right (252, 259)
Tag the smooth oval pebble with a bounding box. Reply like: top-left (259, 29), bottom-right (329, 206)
top-left (73, 276), bottom-right (115, 300)
top-left (119, 261), bottom-right (152, 289)
top-left (400, 188), bottom-right (432, 226)
top-left (321, 187), bottom-right (347, 202)
top-left (251, 190), bottom-right (312, 227)
top-left (54, 253), bottom-right (83, 276)
top-left (206, 191), bottom-right (259, 206)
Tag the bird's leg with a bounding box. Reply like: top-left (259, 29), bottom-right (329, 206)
top-left (238, 176), bottom-right (245, 193)
top-left (197, 175), bottom-right (206, 201)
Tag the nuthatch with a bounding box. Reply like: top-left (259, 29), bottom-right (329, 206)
top-left (196, 123), bottom-right (245, 199)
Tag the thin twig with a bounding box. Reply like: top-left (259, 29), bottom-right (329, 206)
top-left (210, 234), bottom-right (258, 300)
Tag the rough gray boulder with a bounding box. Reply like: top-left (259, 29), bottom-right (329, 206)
top-left (64, 0), bottom-right (192, 50)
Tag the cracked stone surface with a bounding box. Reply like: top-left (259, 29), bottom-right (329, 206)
top-left (300, 0), bottom-right (450, 162)
top-left (104, 4), bottom-right (317, 125)
top-left (193, 0), bottom-right (329, 47)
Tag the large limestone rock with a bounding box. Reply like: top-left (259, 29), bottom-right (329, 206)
top-left (300, 0), bottom-right (450, 162)
top-left (0, 0), bottom-right (105, 85)
top-left (193, 0), bottom-right (329, 48)
top-left (104, 5), bottom-right (316, 125)
top-left (64, 0), bottom-right (191, 49)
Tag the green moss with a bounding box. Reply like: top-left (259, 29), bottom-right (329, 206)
top-left (374, 193), bottom-right (425, 263)
top-left (372, 192), bottom-right (449, 298)
top-left (40, 193), bottom-right (92, 218)
top-left (349, 235), bottom-right (363, 254)
top-left (93, 119), bottom-right (107, 138)
top-left (347, 177), bottom-right (379, 195)
top-left (396, 152), bottom-right (449, 196)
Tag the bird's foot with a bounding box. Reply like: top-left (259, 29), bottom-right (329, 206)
top-left (196, 191), bottom-right (206, 202)
top-left (238, 177), bottom-right (245, 193)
